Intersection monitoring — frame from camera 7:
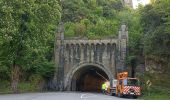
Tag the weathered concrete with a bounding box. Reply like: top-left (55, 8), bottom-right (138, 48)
top-left (54, 24), bottom-right (128, 91)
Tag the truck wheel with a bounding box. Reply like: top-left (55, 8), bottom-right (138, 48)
top-left (133, 96), bottom-right (138, 99)
top-left (112, 93), bottom-right (115, 96)
top-left (109, 91), bottom-right (113, 96)
top-left (118, 92), bottom-right (122, 98)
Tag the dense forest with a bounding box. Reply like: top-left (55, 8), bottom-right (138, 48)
top-left (140, 0), bottom-right (170, 96)
top-left (0, 0), bottom-right (169, 98)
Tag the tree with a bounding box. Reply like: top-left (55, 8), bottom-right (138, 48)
top-left (140, 0), bottom-right (170, 88)
top-left (62, 0), bottom-right (122, 39)
top-left (140, 0), bottom-right (170, 61)
top-left (0, 0), bottom-right (61, 93)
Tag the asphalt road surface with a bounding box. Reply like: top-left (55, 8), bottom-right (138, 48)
top-left (0, 92), bottom-right (138, 100)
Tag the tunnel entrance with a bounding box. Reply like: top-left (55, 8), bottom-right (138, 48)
top-left (71, 65), bottom-right (109, 92)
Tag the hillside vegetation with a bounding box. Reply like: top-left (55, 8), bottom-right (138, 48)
top-left (0, 1), bottom-right (169, 99)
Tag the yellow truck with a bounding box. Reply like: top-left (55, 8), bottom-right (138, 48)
top-left (116, 72), bottom-right (141, 98)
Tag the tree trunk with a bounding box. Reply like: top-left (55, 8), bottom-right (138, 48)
top-left (11, 62), bottom-right (20, 93)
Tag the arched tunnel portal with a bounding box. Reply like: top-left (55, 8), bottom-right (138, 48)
top-left (68, 64), bottom-right (112, 92)
top-left (55, 24), bottom-right (129, 92)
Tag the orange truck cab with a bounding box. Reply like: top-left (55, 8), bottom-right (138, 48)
top-left (116, 72), bottom-right (141, 98)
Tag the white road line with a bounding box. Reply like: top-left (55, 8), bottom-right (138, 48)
top-left (81, 94), bottom-right (87, 99)
top-left (81, 93), bottom-right (97, 100)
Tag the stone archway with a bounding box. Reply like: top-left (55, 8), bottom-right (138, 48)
top-left (54, 24), bottom-right (129, 91)
top-left (64, 63), bottom-right (114, 91)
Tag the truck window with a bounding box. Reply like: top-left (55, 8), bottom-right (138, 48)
top-left (127, 79), bottom-right (139, 86)
top-left (123, 79), bottom-right (127, 85)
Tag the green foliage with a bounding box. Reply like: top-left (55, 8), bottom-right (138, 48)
top-left (35, 61), bottom-right (55, 80)
top-left (18, 82), bottom-right (36, 92)
top-left (0, 0), bottom-right (61, 68)
top-left (0, 65), bottom-right (10, 80)
top-left (140, 0), bottom-right (170, 59)
top-left (0, 81), bottom-right (41, 93)
top-left (119, 9), bottom-right (143, 67)
top-left (63, 0), bottom-right (122, 39)
top-left (138, 0), bottom-right (170, 94)
top-left (143, 94), bottom-right (170, 100)
top-left (0, 0), bottom-right (169, 94)
top-left (0, 0), bottom-right (61, 92)
top-left (0, 81), bottom-right (11, 93)
top-left (29, 74), bottom-right (43, 85)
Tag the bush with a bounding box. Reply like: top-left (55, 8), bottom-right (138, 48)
top-left (18, 82), bottom-right (35, 92)
top-left (29, 74), bottom-right (45, 91)
top-left (0, 80), bottom-right (11, 93)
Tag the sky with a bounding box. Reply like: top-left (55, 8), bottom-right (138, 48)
top-left (132, 0), bottom-right (150, 9)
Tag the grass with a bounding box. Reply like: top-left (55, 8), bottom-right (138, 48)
top-left (142, 94), bottom-right (170, 100)
top-left (0, 81), bottom-right (39, 94)
top-left (18, 82), bottom-right (37, 93)
top-left (0, 81), bottom-right (11, 94)
top-left (141, 86), bottom-right (170, 100)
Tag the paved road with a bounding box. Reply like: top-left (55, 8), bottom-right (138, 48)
top-left (0, 92), bottom-right (138, 100)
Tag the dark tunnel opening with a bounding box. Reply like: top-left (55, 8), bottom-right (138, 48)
top-left (71, 65), bottom-right (109, 92)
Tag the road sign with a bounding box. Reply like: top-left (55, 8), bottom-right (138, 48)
top-left (146, 80), bottom-right (152, 96)
top-left (146, 80), bottom-right (152, 87)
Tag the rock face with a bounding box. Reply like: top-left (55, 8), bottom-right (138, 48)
top-left (145, 58), bottom-right (164, 73)
top-left (54, 24), bottom-right (128, 91)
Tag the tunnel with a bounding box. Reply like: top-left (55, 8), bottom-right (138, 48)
top-left (71, 65), bottom-right (109, 92)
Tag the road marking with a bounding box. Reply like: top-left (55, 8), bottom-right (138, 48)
top-left (81, 93), bottom-right (97, 100)
top-left (81, 94), bottom-right (87, 99)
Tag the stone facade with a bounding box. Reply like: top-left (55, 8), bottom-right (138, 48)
top-left (117, 24), bottom-right (128, 71)
top-left (54, 24), bottom-right (128, 91)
